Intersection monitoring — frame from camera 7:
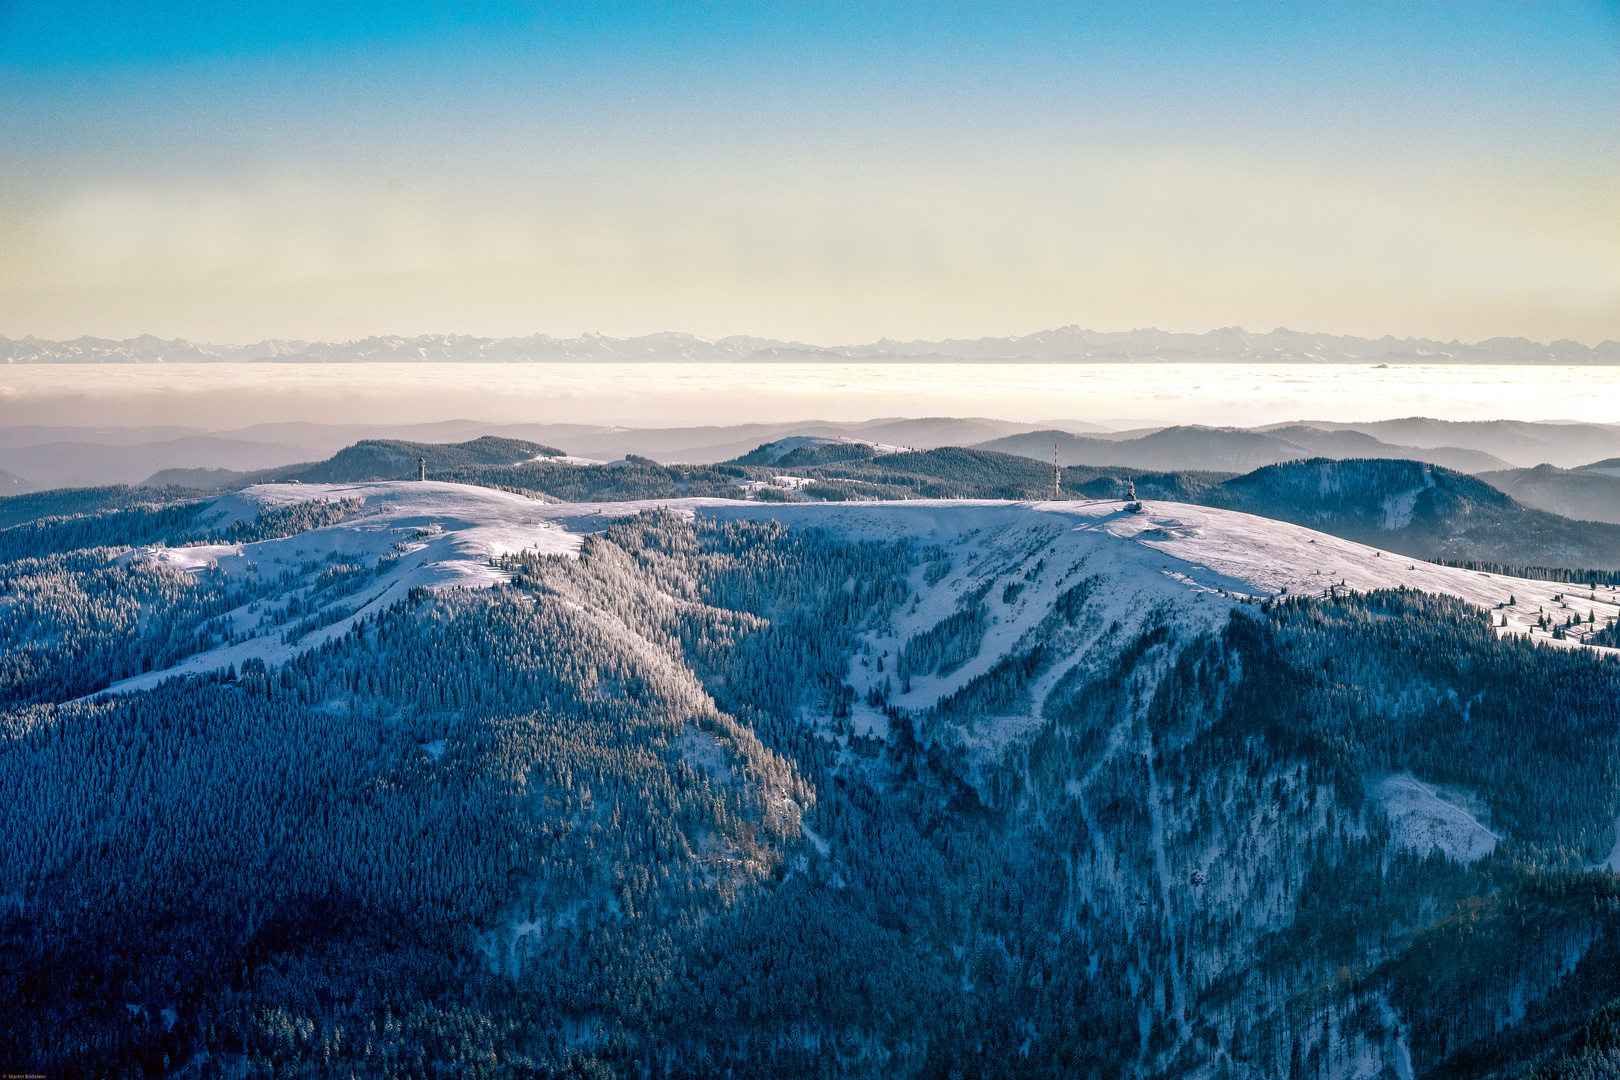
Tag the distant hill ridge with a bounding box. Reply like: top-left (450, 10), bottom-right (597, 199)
top-left (5, 325), bottom-right (1618, 364)
top-left (12, 427), bottom-right (1620, 569)
top-left (121, 434), bottom-right (1620, 570)
top-left (975, 425), bottom-right (1513, 474)
top-left (144, 436), bottom-right (563, 489)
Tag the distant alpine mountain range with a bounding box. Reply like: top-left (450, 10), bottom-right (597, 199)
top-left (4, 325), bottom-right (1619, 364)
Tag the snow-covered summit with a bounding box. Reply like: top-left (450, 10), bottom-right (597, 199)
top-left (106, 482), bottom-right (580, 693)
top-left (687, 497), bottom-right (1619, 775)
top-left (732, 435), bottom-right (909, 466)
top-left (704, 497), bottom-right (1613, 638)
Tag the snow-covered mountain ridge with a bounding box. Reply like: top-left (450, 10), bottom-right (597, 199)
top-left (104, 482), bottom-right (580, 692)
top-left (7, 325), bottom-right (1619, 364)
top-left (16, 480), bottom-right (1620, 1075)
top-left (111, 481), bottom-right (1618, 697)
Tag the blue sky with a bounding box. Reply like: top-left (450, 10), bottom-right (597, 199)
top-left (1, 1), bottom-right (1615, 344)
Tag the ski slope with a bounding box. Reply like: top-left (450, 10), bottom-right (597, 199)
top-left (103, 483), bottom-right (1619, 698)
top-left (697, 498), bottom-right (1620, 779)
top-left (701, 496), bottom-right (1620, 654)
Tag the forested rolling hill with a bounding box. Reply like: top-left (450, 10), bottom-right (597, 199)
top-left (974, 425), bottom-right (1510, 474)
top-left (0, 484), bottom-right (224, 530)
top-left (1476, 463), bottom-right (1620, 525)
top-left (139, 436), bottom-right (568, 491)
top-left (1203, 458), bottom-right (1620, 569)
top-left (0, 467), bottom-right (34, 495)
top-left (5, 484), bottom-right (1620, 1076)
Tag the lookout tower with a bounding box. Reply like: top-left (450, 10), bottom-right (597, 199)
top-left (418, 457), bottom-right (427, 482)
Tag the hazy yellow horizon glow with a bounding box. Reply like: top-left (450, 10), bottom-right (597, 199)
top-left (2, 3), bottom-right (1616, 346)
top-left (1, 145), bottom-right (1615, 346)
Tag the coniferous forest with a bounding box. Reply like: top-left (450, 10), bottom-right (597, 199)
top-left (5, 494), bottom-right (1620, 1078)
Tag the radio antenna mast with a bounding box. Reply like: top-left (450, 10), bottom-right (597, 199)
top-left (1053, 442), bottom-right (1060, 500)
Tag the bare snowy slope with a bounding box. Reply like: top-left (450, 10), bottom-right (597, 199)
top-left (106, 482), bottom-right (580, 692)
top-left (705, 497), bottom-right (1619, 644)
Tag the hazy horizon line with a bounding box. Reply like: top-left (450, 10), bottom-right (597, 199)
top-left (4, 323), bottom-right (1618, 356)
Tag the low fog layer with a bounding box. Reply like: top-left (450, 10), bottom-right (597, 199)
top-left (4, 362), bottom-right (1620, 433)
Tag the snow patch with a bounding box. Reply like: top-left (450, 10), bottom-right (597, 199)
top-left (1599, 814), bottom-right (1620, 871)
top-left (692, 498), bottom-right (1620, 655)
top-left (1380, 489), bottom-right (1420, 530)
top-left (537, 455), bottom-right (609, 466)
top-left (1373, 773), bottom-right (1499, 863)
top-left (800, 822), bottom-right (831, 857)
top-left (675, 723), bottom-right (732, 786)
